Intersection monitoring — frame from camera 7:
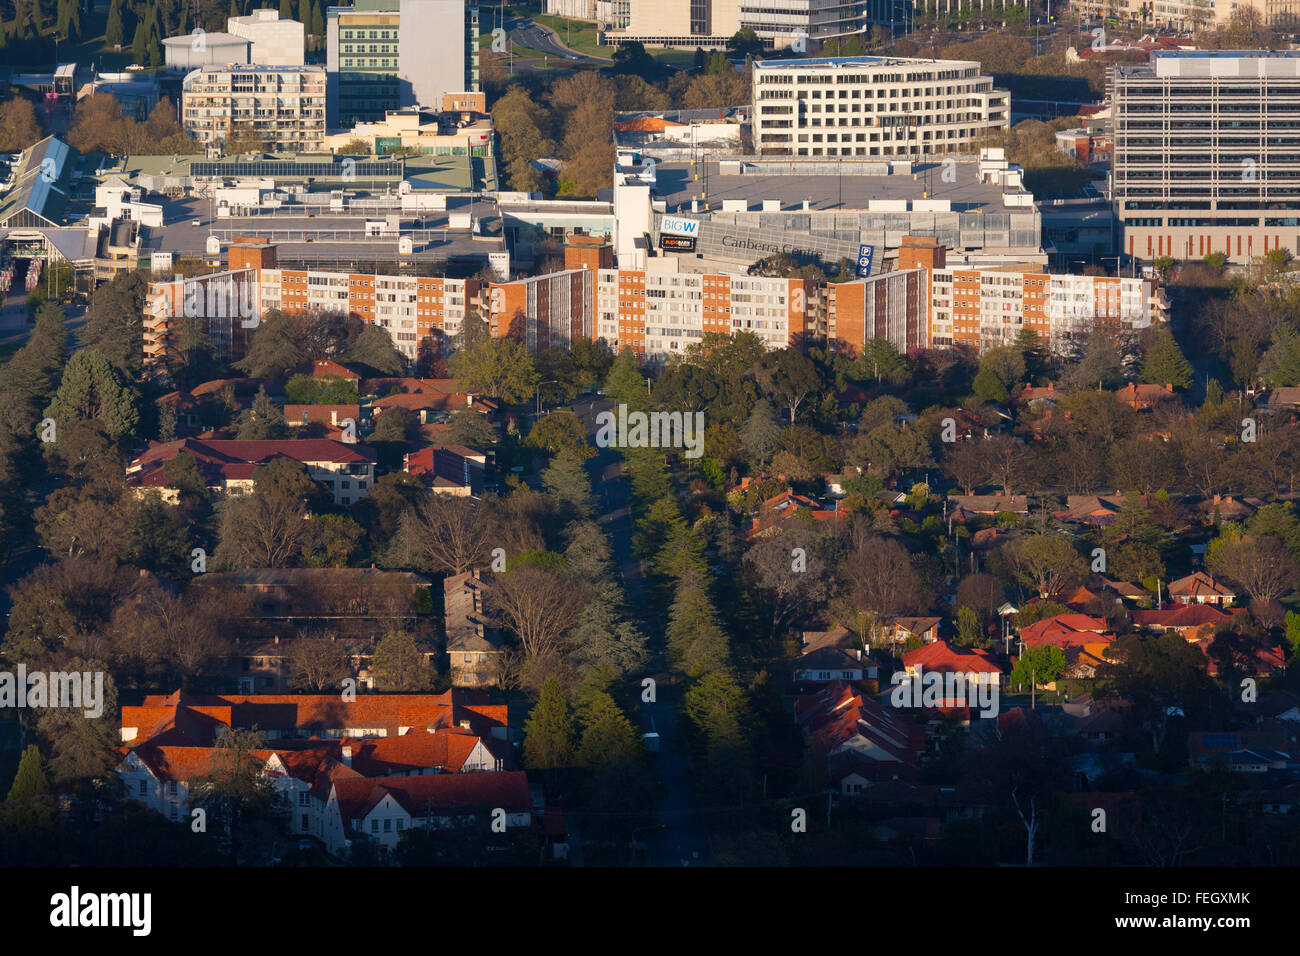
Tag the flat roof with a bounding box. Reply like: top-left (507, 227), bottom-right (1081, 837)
top-left (651, 159), bottom-right (1028, 214)
top-left (754, 55), bottom-right (978, 70)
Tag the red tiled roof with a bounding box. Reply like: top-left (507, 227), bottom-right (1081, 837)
top-left (1131, 605), bottom-right (1233, 630)
top-left (901, 640), bottom-right (1002, 674)
top-left (333, 770), bottom-right (531, 821)
top-left (126, 438), bottom-right (375, 488)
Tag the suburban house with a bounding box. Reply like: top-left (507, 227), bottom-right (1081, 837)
top-left (1115, 382), bottom-right (1177, 410)
top-left (443, 570), bottom-right (504, 688)
top-left (1130, 604), bottom-right (1234, 641)
top-left (946, 494), bottom-right (1029, 516)
top-left (745, 490), bottom-right (840, 540)
top-left (794, 680), bottom-right (926, 791)
top-left (884, 617), bottom-right (943, 647)
top-left (404, 445), bottom-right (487, 497)
top-left (117, 688), bottom-right (523, 856)
top-left (794, 625), bottom-right (876, 686)
top-left (126, 438), bottom-right (377, 506)
top-left (1167, 572), bottom-right (1236, 606)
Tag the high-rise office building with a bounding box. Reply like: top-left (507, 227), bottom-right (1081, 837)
top-left (1111, 50), bottom-right (1300, 265)
top-left (326, 0), bottom-right (479, 129)
top-left (752, 55), bottom-right (1009, 157)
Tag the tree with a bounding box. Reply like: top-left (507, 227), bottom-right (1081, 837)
top-left (236, 310), bottom-right (303, 378)
top-left (80, 270), bottom-right (147, 379)
top-left (741, 399), bottom-right (782, 470)
top-left (566, 583), bottom-right (649, 677)
top-left (726, 27), bottom-right (764, 57)
top-left (760, 348), bottom-right (821, 424)
top-left (526, 409), bottom-right (594, 460)
top-left (344, 323), bottom-right (406, 375)
top-left (0, 97), bottom-right (41, 152)
top-left (1004, 534), bottom-right (1087, 600)
top-left (1010, 645), bottom-right (1067, 687)
top-left (285, 634), bottom-right (351, 690)
top-left (394, 494), bottom-right (495, 574)
top-left (213, 491), bottom-right (307, 568)
top-left (235, 385), bottom-right (287, 440)
top-left (490, 566), bottom-right (585, 662)
top-left (189, 727), bottom-right (285, 865)
top-left (450, 337), bottom-right (538, 404)
top-left (446, 408), bottom-right (496, 448)
top-left (1208, 535), bottom-right (1299, 606)
top-left (372, 629), bottom-right (434, 690)
top-left (522, 678), bottom-right (575, 770)
top-left (299, 513), bottom-right (363, 567)
top-left (603, 347), bottom-right (646, 409)
top-left (44, 349), bottom-right (139, 441)
top-left (105, 0), bottom-right (125, 47)
top-left (665, 579), bottom-right (731, 677)
top-left (542, 445), bottom-right (596, 519)
top-left (370, 405), bottom-right (415, 444)
top-left (3, 745), bottom-right (54, 829)
top-left (574, 689), bottom-right (641, 769)
top-left (1065, 331), bottom-right (1125, 390)
top-left (1140, 329), bottom-right (1194, 390)
top-left (1260, 324), bottom-right (1300, 388)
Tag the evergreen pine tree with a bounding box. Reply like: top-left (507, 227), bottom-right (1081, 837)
top-left (1139, 328), bottom-right (1194, 390)
top-left (522, 678), bottom-right (575, 770)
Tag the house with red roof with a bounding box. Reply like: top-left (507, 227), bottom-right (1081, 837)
top-left (1115, 382), bottom-right (1176, 410)
top-left (794, 680), bottom-right (926, 789)
top-left (326, 771), bottom-right (534, 856)
top-left (1167, 571), bottom-right (1236, 606)
top-left (404, 445), bottom-right (487, 497)
top-left (126, 437), bottom-right (376, 506)
top-left (290, 359), bottom-right (362, 383)
top-left (745, 489), bottom-right (841, 539)
top-left (117, 688), bottom-right (524, 855)
top-left (1130, 604), bottom-right (1234, 640)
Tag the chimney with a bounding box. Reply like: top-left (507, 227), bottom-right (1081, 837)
top-left (855, 648), bottom-right (862, 660)
top-left (341, 744), bottom-right (352, 767)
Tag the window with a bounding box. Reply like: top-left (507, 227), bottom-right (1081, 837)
top-left (383, 819), bottom-right (392, 832)
top-left (298, 792), bottom-right (309, 806)
top-left (463, 653), bottom-right (473, 663)
top-left (371, 819), bottom-right (379, 833)
top-left (301, 814), bottom-right (309, 829)
top-left (139, 780), bottom-right (147, 796)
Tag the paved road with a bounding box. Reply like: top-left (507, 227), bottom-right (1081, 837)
top-left (507, 17), bottom-right (609, 63)
top-left (571, 395), bottom-right (712, 866)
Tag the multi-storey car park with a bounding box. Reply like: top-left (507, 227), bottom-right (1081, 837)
top-left (1111, 50), bottom-right (1300, 266)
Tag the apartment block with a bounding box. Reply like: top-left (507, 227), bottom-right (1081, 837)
top-left (1112, 51), bottom-right (1300, 265)
top-left (144, 243), bottom-right (481, 374)
top-left (752, 55), bottom-right (1009, 157)
top-left (256, 267), bottom-right (479, 360)
top-left (487, 236), bottom-right (815, 362)
top-left (181, 64), bottom-right (326, 151)
top-left (326, 0), bottom-right (480, 129)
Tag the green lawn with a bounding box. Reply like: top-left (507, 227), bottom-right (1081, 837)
top-left (58, 7), bottom-right (135, 71)
top-left (532, 14), bottom-right (612, 60)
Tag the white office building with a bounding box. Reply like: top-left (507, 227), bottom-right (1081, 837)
top-left (752, 55), bottom-right (1010, 157)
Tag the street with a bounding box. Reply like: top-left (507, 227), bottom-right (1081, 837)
top-left (572, 395), bottom-right (713, 866)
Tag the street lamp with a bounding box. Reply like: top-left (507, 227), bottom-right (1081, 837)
top-left (535, 379), bottom-right (558, 416)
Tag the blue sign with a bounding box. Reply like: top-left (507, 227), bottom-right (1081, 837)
top-left (856, 244), bottom-right (875, 277)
